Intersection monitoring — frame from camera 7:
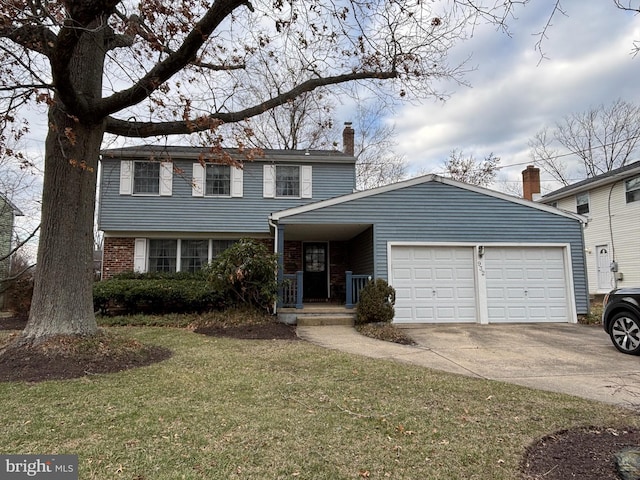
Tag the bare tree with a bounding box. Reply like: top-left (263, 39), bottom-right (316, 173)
top-left (225, 51), bottom-right (406, 188)
top-left (614, 0), bottom-right (640, 55)
top-left (529, 99), bottom-right (640, 186)
top-left (0, 0), bottom-right (518, 343)
top-left (354, 103), bottom-right (407, 190)
top-left (442, 150), bottom-right (500, 187)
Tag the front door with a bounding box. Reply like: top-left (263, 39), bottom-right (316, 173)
top-left (303, 242), bottom-right (328, 300)
top-left (596, 244), bottom-right (614, 291)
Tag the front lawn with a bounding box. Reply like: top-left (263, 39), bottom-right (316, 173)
top-left (0, 325), bottom-right (637, 479)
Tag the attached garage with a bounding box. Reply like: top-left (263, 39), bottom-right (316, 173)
top-left (271, 174), bottom-right (588, 323)
top-left (389, 244), bottom-right (575, 324)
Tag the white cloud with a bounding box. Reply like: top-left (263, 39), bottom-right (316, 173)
top-left (389, 1), bottom-right (640, 193)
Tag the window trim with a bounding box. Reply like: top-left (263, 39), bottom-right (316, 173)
top-left (134, 238), bottom-right (237, 273)
top-left (625, 175), bottom-right (640, 204)
top-left (276, 165), bottom-right (301, 198)
top-left (192, 163), bottom-right (243, 198)
top-left (263, 164), bottom-right (312, 199)
top-left (119, 160), bottom-right (173, 196)
top-left (576, 192), bottom-right (590, 215)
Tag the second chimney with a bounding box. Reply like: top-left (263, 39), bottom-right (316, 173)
top-left (343, 122), bottom-right (355, 156)
top-left (522, 165), bottom-right (541, 201)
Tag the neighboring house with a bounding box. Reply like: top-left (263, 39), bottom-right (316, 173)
top-left (98, 126), bottom-right (588, 324)
top-left (534, 162), bottom-right (640, 295)
top-left (0, 193), bottom-right (23, 310)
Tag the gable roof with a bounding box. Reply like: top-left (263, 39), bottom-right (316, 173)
top-left (100, 145), bottom-right (356, 165)
top-left (0, 193), bottom-right (23, 216)
top-left (541, 160), bottom-right (640, 203)
top-left (270, 174), bottom-right (585, 223)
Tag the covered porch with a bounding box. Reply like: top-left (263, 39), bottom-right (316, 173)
top-left (272, 222), bottom-right (374, 313)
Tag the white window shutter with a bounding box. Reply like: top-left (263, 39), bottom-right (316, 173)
top-left (133, 238), bottom-right (147, 272)
top-left (231, 166), bottom-right (243, 198)
top-left (119, 161), bottom-right (133, 195)
top-left (263, 165), bottom-right (276, 198)
top-left (159, 162), bottom-right (173, 196)
top-left (192, 163), bottom-right (205, 197)
top-left (301, 165), bottom-right (312, 198)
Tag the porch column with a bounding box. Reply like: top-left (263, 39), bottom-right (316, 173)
top-left (276, 224), bottom-right (285, 309)
top-left (345, 271), bottom-right (354, 308)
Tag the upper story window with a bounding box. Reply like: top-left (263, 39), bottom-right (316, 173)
top-left (626, 176), bottom-right (640, 203)
top-left (263, 164), bottom-right (312, 199)
top-left (119, 160), bottom-right (173, 196)
top-left (276, 166), bottom-right (300, 197)
top-left (134, 162), bottom-right (160, 194)
top-left (192, 163), bottom-right (243, 198)
top-left (576, 192), bottom-right (590, 215)
top-left (206, 165), bottom-right (231, 196)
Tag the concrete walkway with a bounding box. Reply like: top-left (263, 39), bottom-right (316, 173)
top-left (297, 323), bottom-right (640, 408)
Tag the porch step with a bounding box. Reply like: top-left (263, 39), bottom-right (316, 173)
top-left (278, 306), bottom-right (356, 326)
top-left (296, 315), bottom-right (355, 327)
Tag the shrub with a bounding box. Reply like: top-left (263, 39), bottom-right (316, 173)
top-left (2, 255), bottom-right (34, 316)
top-left (356, 278), bottom-right (396, 325)
top-left (93, 274), bottom-right (225, 314)
top-left (205, 239), bottom-right (278, 312)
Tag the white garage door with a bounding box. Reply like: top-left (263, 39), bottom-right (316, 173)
top-left (484, 247), bottom-right (568, 323)
top-left (390, 246), bottom-right (477, 323)
top-left (389, 244), bottom-right (572, 324)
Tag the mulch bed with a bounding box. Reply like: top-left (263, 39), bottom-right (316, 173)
top-left (193, 321), bottom-right (299, 340)
top-left (521, 426), bottom-right (640, 479)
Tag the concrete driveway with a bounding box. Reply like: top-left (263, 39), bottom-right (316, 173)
top-left (297, 323), bottom-right (640, 408)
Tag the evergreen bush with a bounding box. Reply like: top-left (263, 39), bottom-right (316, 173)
top-left (93, 274), bottom-right (225, 314)
top-left (205, 239), bottom-right (278, 311)
top-left (355, 278), bottom-right (396, 325)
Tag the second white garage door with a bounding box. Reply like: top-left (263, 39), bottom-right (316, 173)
top-left (484, 247), bottom-right (569, 323)
top-left (389, 245), bottom-right (571, 324)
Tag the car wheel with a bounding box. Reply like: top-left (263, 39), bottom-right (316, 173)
top-left (609, 311), bottom-right (640, 355)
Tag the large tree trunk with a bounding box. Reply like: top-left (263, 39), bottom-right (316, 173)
top-left (21, 21), bottom-right (107, 342)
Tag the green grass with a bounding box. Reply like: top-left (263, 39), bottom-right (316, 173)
top-left (0, 326), bottom-right (637, 479)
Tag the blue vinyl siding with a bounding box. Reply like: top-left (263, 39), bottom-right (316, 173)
top-left (278, 181), bottom-right (589, 313)
top-left (98, 158), bottom-right (356, 233)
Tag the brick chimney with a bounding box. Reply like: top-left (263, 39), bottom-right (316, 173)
top-left (343, 122), bottom-right (355, 156)
top-left (522, 165), bottom-right (541, 201)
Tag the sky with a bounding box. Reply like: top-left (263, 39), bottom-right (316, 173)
top-left (375, 1), bottom-right (640, 195)
top-left (9, 1), bottom-right (640, 220)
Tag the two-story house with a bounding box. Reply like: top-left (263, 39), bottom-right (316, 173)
top-left (535, 161), bottom-right (640, 295)
top-left (98, 125), bottom-right (589, 324)
top-left (0, 193), bottom-right (23, 310)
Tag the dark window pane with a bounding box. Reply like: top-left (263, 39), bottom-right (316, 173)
top-left (133, 162), bottom-right (160, 194)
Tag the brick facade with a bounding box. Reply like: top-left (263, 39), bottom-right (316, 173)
top-left (102, 237), bottom-right (135, 279)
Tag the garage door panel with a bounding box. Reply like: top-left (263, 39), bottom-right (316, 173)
top-left (414, 307), bottom-right (436, 322)
top-left (435, 268), bottom-right (454, 280)
top-left (414, 288), bottom-right (431, 299)
top-left (414, 268), bottom-right (432, 280)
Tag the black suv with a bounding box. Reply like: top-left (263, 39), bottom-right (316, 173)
top-left (602, 288), bottom-right (640, 355)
